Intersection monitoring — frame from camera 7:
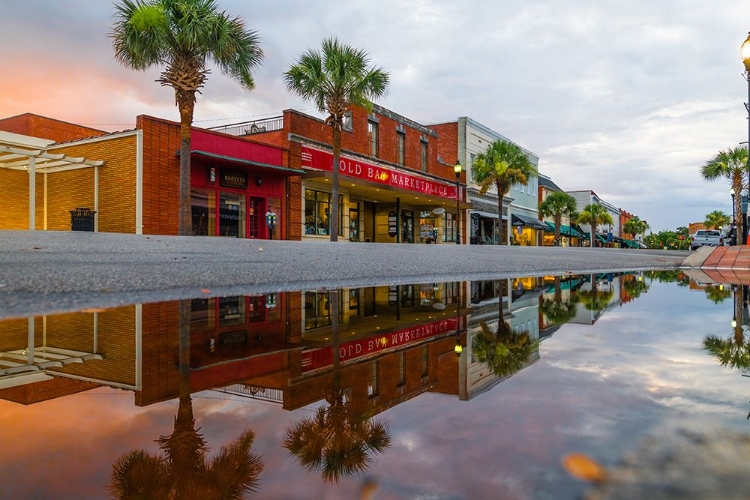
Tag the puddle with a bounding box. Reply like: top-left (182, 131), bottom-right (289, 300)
top-left (0, 270), bottom-right (747, 499)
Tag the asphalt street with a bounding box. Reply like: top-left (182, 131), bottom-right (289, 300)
top-left (0, 230), bottom-right (689, 319)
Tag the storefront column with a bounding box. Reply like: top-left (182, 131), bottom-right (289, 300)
top-left (396, 198), bottom-right (401, 244)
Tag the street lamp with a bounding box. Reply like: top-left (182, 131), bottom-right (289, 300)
top-left (741, 32), bottom-right (750, 245)
top-left (454, 160), bottom-right (462, 245)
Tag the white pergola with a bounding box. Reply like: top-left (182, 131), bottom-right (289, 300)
top-left (0, 131), bottom-right (105, 230)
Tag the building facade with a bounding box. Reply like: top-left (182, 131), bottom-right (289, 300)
top-left (431, 117), bottom-right (544, 246)
top-left (214, 104), bottom-right (468, 244)
top-left (0, 113), bottom-right (299, 239)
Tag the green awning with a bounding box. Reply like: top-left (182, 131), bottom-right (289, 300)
top-left (544, 222), bottom-right (582, 238)
top-left (596, 234), bottom-right (607, 243)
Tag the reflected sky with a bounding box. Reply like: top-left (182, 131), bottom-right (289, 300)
top-left (0, 273), bottom-right (747, 500)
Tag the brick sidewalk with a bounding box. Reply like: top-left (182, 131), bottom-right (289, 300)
top-left (699, 246), bottom-right (750, 284)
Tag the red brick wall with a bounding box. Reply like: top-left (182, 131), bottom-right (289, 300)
top-left (137, 115), bottom-right (182, 235)
top-left (0, 113), bottom-right (107, 142)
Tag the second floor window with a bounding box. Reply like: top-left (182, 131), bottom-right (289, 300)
top-left (397, 131), bottom-right (405, 166)
top-left (368, 121), bottom-right (379, 157)
top-left (420, 141), bottom-right (428, 172)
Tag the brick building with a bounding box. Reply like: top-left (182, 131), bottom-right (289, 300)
top-left (212, 104), bottom-right (469, 243)
top-left (0, 113), bottom-right (299, 239)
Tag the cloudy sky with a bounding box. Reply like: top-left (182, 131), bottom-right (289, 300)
top-left (3, 1), bottom-right (750, 231)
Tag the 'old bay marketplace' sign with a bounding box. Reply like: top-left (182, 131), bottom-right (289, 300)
top-left (300, 146), bottom-right (458, 200)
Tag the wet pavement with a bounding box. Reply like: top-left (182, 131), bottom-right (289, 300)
top-left (0, 230), bottom-right (689, 318)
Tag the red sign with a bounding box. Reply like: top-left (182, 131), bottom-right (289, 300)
top-left (301, 146), bottom-right (458, 200)
top-left (301, 317), bottom-right (459, 372)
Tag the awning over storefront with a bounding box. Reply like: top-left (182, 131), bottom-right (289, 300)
top-left (190, 150), bottom-right (303, 176)
top-left (543, 222), bottom-right (583, 237)
top-left (511, 213), bottom-right (547, 230)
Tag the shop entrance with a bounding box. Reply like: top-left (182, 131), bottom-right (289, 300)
top-left (402, 210), bottom-right (414, 243)
top-left (219, 193), bottom-right (246, 237)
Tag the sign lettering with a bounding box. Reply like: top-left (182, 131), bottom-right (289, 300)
top-left (301, 146), bottom-right (458, 200)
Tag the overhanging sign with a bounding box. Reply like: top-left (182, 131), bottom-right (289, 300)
top-left (301, 146), bottom-right (458, 200)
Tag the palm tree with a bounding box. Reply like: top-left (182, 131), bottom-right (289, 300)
top-left (109, 301), bottom-right (263, 498)
top-left (623, 216), bottom-right (649, 244)
top-left (285, 38), bottom-right (389, 242)
top-left (538, 191), bottom-right (577, 246)
top-left (472, 140), bottom-right (537, 245)
top-left (701, 146), bottom-right (749, 225)
top-left (284, 291), bottom-right (391, 482)
top-left (704, 210), bottom-right (730, 231)
top-left (577, 203), bottom-right (613, 248)
top-left (111, 0), bottom-right (263, 235)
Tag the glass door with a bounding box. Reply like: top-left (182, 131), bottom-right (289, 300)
top-left (219, 193), bottom-right (246, 238)
top-left (402, 210), bottom-right (414, 243)
top-left (349, 203), bottom-right (360, 242)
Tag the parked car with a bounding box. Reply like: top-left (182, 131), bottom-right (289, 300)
top-left (690, 230), bottom-right (723, 251)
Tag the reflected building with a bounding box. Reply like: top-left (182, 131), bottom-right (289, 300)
top-left (459, 278), bottom-right (541, 400)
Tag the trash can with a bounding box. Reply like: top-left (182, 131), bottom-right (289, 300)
top-left (69, 207), bottom-right (96, 232)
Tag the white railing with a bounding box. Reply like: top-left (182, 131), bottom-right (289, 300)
top-left (210, 116), bottom-right (284, 136)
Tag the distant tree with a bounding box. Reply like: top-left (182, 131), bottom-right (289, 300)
top-left (285, 38), bottom-right (389, 241)
top-left (704, 210), bottom-right (730, 231)
top-left (623, 216), bottom-right (649, 242)
top-left (472, 140), bottom-right (537, 245)
top-left (538, 191), bottom-right (577, 246)
top-left (701, 146), bottom-right (748, 227)
top-left (111, 0), bottom-right (263, 235)
top-left (577, 204), bottom-right (613, 248)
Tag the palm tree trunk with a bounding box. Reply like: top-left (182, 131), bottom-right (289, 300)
top-left (178, 95), bottom-right (196, 236)
top-left (591, 223), bottom-right (596, 248)
top-left (554, 214), bottom-right (562, 246)
top-left (496, 182), bottom-right (502, 245)
top-left (330, 127), bottom-right (341, 242)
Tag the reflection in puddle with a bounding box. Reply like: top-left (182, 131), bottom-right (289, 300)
top-left (3, 269), bottom-right (749, 498)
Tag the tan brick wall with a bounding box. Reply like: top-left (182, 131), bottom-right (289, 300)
top-left (0, 134), bottom-right (138, 233)
top-left (0, 169), bottom-right (33, 229)
top-left (138, 116), bottom-right (181, 236)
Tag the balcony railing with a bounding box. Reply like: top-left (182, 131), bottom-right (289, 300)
top-left (214, 384), bottom-right (284, 404)
top-left (209, 116), bottom-right (284, 137)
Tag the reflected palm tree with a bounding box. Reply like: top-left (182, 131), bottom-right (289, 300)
top-left (109, 301), bottom-right (263, 499)
top-left (623, 276), bottom-right (649, 299)
top-left (473, 320), bottom-right (539, 378)
top-left (577, 274), bottom-right (614, 314)
top-left (284, 290), bottom-right (391, 483)
top-left (704, 287), bottom-right (750, 371)
top-left (704, 284), bottom-right (731, 304)
top-left (540, 276), bottom-right (579, 326)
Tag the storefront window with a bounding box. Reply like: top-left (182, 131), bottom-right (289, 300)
top-left (304, 291), bottom-right (344, 330)
top-left (192, 189), bottom-right (216, 236)
top-left (443, 212), bottom-right (456, 242)
top-left (219, 193), bottom-right (246, 238)
top-left (349, 202), bottom-right (360, 242)
top-left (304, 189), bottom-right (342, 236)
top-left (219, 296), bottom-right (245, 327)
top-left (419, 211), bottom-right (437, 243)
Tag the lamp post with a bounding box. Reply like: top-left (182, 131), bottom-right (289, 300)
top-left (741, 32), bottom-right (750, 245)
top-left (454, 160), bottom-right (462, 245)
